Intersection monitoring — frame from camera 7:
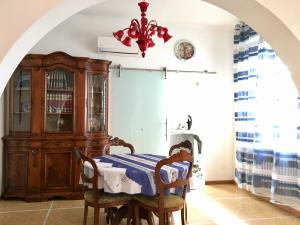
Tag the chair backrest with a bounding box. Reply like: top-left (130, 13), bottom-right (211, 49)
top-left (103, 137), bottom-right (135, 155)
top-left (155, 150), bottom-right (193, 201)
top-left (169, 140), bottom-right (192, 156)
top-left (74, 147), bottom-right (99, 192)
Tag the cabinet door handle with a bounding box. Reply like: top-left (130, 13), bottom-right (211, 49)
top-left (31, 149), bottom-right (40, 167)
top-left (31, 149), bottom-right (40, 155)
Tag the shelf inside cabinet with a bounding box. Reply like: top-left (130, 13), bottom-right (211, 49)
top-left (47, 112), bottom-right (73, 115)
top-left (89, 91), bottom-right (103, 94)
top-left (14, 88), bottom-right (31, 91)
top-left (88, 112), bottom-right (104, 115)
top-left (13, 111), bottom-right (31, 114)
top-left (47, 89), bottom-right (73, 92)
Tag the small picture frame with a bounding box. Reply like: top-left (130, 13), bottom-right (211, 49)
top-left (174, 40), bottom-right (195, 61)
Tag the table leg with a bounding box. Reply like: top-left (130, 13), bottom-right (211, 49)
top-left (112, 202), bottom-right (154, 225)
top-left (112, 205), bottom-right (130, 225)
top-left (106, 207), bottom-right (118, 224)
top-left (145, 210), bottom-right (154, 225)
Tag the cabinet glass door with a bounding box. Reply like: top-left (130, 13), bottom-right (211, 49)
top-left (87, 73), bottom-right (106, 132)
top-left (45, 69), bottom-right (74, 132)
top-left (12, 69), bottom-right (31, 132)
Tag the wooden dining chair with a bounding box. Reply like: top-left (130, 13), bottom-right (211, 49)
top-left (169, 140), bottom-right (193, 223)
top-left (168, 140), bottom-right (192, 156)
top-left (133, 150), bottom-right (193, 225)
top-left (103, 137), bottom-right (135, 155)
top-left (74, 147), bottom-right (132, 225)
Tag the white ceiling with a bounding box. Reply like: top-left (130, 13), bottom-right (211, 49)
top-left (79, 0), bottom-right (238, 26)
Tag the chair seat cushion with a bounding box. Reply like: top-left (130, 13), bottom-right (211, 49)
top-left (134, 194), bottom-right (185, 209)
top-left (84, 190), bottom-right (132, 205)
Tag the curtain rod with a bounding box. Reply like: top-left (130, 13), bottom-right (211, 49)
top-left (109, 65), bottom-right (217, 78)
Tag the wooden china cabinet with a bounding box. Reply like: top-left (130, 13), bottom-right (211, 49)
top-left (2, 51), bottom-right (111, 201)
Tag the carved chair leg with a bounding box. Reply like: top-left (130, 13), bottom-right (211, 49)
top-left (167, 212), bottom-right (172, 225)
top-left (106, 208), bottom-right (110, 224)
top-left (94, 206), bottom-right (100, 225)
top-left (181, 208), bottom-right (186, 225)
top-left (107, 207), bottom-right (119, 225)
top-left (83, 203), bottom-right (88, 225)
top-left (185, 204), bottom-right (188, 224)
top-left (159, 209), bottom-right (165, 225)
top-left (133, 204), bottom-right (140, 225)
top-left (127, 203), bottom-right (133, 225)
top-left (165, 213), bottom-right (169, 225)
top-left (146, 210), bottom-right (154, 225)
top-left (110, 208), bottom-right (115, 225)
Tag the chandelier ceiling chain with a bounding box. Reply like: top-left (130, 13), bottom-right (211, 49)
top-left (113, 0), bottom-right (172, 57)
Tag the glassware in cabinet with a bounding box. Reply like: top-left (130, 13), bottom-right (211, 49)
top-left (11, 69), bottom-right (31, 132)
top-left (87, 73), bottom-right (107, 132)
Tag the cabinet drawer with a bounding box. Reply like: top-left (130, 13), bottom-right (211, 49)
top-left (4, 139), bottom-right (31, 147)
top-left (86, 139), bottom-right (108, 147)
top-left (42, 140), bottom-right (73, 148)
top-left (86, 140), bottom-right (102, 147)
top-left (86, 149), bottom-right (104, 157)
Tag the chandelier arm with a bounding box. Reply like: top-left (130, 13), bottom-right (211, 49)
top-left (146, 20), bottom-right (158, 37)
top-left (147, 20), bottom-right (158, 30)
top-left (130, 19), bottom-right (141, 32)
top-left (148, 20), bottom-right (157, 26)
top-left (121, 27), bottom-right (130, 32)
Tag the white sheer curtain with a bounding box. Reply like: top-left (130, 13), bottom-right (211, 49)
top-left (234, 22), bottom-right (300, 211)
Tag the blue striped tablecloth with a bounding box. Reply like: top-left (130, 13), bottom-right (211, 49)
top-left (94, 154), bottom-right (189, 196)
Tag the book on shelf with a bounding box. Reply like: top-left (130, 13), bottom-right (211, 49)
top-left (47, 70), bottom-right (70, 90)
top-left (47, 93), bottom-right (73, 113)
top-left (63, 73), bottom-right (67, 89)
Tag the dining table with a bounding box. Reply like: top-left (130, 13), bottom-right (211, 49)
top-left (83, 153), bottom-right (190, 224)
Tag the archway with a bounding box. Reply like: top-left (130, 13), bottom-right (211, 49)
top-left (1, 0), bottom-right (300, 96)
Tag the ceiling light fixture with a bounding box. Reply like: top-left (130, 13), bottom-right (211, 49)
top-left (113, 0), bottom-right (172, 57)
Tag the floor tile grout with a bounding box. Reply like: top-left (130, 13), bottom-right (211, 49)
top-left (51, 206), bottom-right (84, 210)
top-left (0, 206), bottom-right (84, 214)
top-left (43, 200), bottom-right (53, 225)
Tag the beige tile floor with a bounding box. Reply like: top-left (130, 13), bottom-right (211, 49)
top-left (0, 184), bottom-right (298, 225)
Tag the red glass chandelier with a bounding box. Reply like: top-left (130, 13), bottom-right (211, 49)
top-left (113, 0), bottom-right (172, 57)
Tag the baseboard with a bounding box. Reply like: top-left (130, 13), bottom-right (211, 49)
top-left (205, 180), bottom-right (235, 185)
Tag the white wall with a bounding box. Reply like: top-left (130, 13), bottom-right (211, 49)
top-left (167, 73), bottom-right (235, 181)
top-left (29, 15), bottom-right (235, 181)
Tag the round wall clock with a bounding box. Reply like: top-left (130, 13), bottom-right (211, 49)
top-left (174, 40), bottom-right (195, 61)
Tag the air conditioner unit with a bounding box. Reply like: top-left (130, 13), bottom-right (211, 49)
top-left (97, 36), bottom-right (140, 56)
